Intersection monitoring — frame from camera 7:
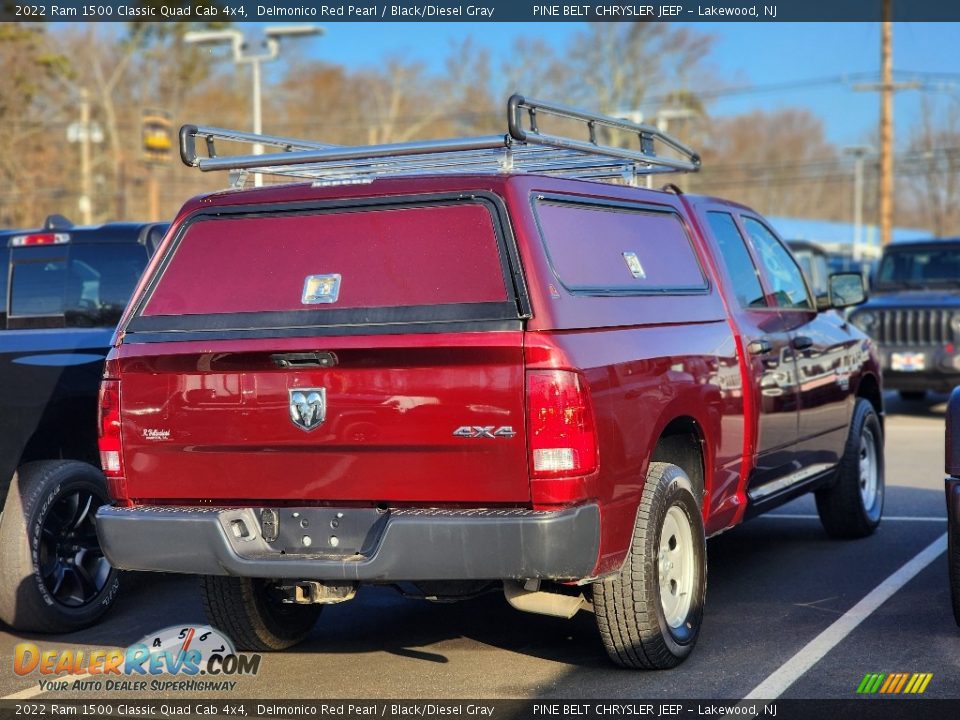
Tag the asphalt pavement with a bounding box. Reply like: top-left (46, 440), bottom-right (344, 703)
top-left (0, 392), bottom-right (956, 702)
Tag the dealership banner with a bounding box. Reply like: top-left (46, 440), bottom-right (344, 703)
top-left (1, 699), bottom-right (959, 719)
top-left (2, 0), bottom-right (960, 22)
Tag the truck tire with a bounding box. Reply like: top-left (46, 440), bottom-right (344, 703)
top-left (0, 461), bottom-right (119, 632)
top-left (200, 576), bottom-right (321, 651)
top-left (593, 462), bottom-right (706, 669)
top-left (815, 398), bottom-right (884, 539)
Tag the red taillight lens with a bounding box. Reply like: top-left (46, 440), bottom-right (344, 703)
top-left (526, 370), bottom-right (597, 480)
top-left (98, 379), bottom-right (127, 501)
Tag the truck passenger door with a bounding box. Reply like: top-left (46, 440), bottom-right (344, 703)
top-left (739, 216), bottom-right (852, 470)
top-left (702, 210), bottom-right (801, 491)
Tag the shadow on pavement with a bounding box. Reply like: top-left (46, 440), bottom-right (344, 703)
top-left (884, 390), bottom-right (949, 419)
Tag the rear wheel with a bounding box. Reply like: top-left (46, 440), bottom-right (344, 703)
top-left (0, 461), bottom-right (119, 632)
top-left (200, 576), bottom-right (321, 651)
top-left (816, 398), bottom-right (884, 539)
top-left (593, 462), bottom-right (706, 669)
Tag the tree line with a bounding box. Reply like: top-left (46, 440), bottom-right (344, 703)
top-left (1, 22), bottom-right (957, 236)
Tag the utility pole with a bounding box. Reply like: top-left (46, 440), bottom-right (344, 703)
top-left (852, 7), bottom-right (920, 246)
top-left (67, 86), bottom-right (103, 224)
top-left (79, 88), bottom-right (93, 225)
top-left (879, 5), bottom-right (893, 247)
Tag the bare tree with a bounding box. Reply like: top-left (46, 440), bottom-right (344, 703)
top-left (507, 23), bottom-right (715, 117)
top-left (694, 108), bottom-right (847, 221)
top-left (901, 100), bottom-right (960, 236)
top-left (0, 25), bottom-right (72, 226)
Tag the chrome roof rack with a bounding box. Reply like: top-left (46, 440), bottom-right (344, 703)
top-left (179, 94), bottom-right (701, 188)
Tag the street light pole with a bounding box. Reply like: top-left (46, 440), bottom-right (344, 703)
top-left (185, 25), bottom-right (324, 186)
top-left (844, 146), bottom-right (874, 263)
top-left (251, 56), bottom-right (263, 156)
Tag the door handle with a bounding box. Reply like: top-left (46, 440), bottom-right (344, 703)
top-left (793, 336), bottom-right (814, 351)
top-left (747, 339), bottom-right (772, 356)
top-left (270, 352), bottom-right (338, 369)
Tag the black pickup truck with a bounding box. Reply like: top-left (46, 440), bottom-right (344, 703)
top-left (0, 216), bottom-right (164, 632)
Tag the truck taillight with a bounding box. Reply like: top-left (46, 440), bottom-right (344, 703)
top-left (9, 233), bottom-right (69, 246)
top-left (97, 379), bottom-right (127, 502)
top-left (526, 369), bottom-right (597, 485)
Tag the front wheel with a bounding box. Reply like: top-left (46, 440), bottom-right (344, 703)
top-left (200, 576), bottom-right (321, 651)
top-left (593, 462), bottom-right (707, 669)
top-left (816, 398), bottom-right (885, 539)
top-left (0, 461), bottom-right (119, 632)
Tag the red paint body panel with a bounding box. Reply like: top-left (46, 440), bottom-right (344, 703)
top-left (117, 332), bottom-right (528, 504)
top-left (108, 173), bottom-right (880, 581)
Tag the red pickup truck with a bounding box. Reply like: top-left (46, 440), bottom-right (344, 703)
top-left (96, 96), bottom-right (883, 669)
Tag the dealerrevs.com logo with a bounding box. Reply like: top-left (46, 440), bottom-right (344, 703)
top-left (14, 625), bottom-right (261, 693)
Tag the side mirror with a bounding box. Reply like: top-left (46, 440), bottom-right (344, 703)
top-left (828, 272), bottom-right (867, 309)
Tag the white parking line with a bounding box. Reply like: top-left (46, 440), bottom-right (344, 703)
top-left (763, 514), bottom-right (945, 522)
top-left (743, 532), bottom-right (948, 700)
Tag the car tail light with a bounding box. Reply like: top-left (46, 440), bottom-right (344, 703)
top-left (98, 379), bottom-right (127, 502)
top-left (526, 370), bottom-right (597, 503)
top-left (10, 233), bottom-right (69, 247)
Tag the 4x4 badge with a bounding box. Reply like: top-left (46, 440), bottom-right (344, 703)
top-left (289, 388), bottom-right (327, 432)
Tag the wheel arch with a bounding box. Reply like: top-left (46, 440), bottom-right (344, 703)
top-left (650, 415), bottom-right (707, 508)
top-left (855, 371), bottom-right (884, 432)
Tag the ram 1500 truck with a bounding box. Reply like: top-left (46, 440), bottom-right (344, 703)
top-left (95, 96), bottom-right (883, 669)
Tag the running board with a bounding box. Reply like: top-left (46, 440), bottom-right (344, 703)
top-left (744, 463), bottom-right (837, 519)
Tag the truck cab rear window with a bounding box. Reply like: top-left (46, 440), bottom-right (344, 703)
top-left (142, 203), bottom-right (510, 320)
top-left (7, 244), bottom-right (148, 328)
top-left (533, 199), bottom-right (707, 294)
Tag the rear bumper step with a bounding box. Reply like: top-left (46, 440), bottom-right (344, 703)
top-left (96, 503), bottom-right (600, 581)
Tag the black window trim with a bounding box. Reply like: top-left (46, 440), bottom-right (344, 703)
top-left (529, 193), bottom-right (711, 297)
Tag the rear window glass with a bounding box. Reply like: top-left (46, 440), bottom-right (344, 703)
top-left (8, 244), bottom-right (147, 326)
top-left (877, 247), bottom-right (960, 288)
top-left (533, 200), bottom-right (707, 293)
top-left (143, 203), bottom-right (508, 317)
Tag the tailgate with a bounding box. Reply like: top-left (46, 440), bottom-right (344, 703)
top-left (116, 196), bottom-right (531, 504)
top-left (116, 333), bottom-right (528, 504)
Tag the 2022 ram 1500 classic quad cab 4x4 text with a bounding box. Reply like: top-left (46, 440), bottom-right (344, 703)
top-left (95, 96), bottom-right (883, 669)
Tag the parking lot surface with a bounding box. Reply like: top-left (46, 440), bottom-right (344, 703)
top-left (1, 392), bottom-right (956, 701)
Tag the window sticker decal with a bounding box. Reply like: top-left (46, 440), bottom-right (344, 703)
top-left (622, 252), bottom-right (646, 279)
top-left (302, 274), bottom-right (341, 304)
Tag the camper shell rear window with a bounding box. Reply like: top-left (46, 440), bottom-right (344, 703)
top-left (127, 196), bottom-right (524, 339)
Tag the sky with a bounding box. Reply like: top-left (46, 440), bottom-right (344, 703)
top-left (275, 21), bottom-right (960, 147)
